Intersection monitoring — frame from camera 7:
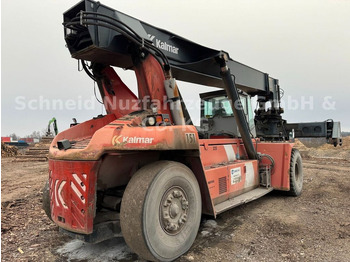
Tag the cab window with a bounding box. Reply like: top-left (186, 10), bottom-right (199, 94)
top-left (204, 96), bottom-right (233, 117)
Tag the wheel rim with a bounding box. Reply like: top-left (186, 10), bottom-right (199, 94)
top-left (159, 186), bottom-right (189, 235)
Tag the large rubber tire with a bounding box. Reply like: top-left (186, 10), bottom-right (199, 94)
top-left (42, 180), bottom-right (52, 221)
top-left (120, 161), bottom-right (202, 262)
top-left (288, 148), bottom-right (303, 196)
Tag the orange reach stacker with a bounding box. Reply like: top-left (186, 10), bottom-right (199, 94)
top-left (43, 1), bottom-right (343, 261)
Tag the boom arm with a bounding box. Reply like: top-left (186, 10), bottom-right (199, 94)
top-left (63, 0), bottom-right (276, 100)
top-left (63, 0), bottom-right (341, 146)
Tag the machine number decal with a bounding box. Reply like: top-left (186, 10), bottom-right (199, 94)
top-left (230, 167), bottom-right (241, 185)
top-left (185, 133), bottom-right (196, 144)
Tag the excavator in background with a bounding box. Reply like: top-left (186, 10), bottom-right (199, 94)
top-left (46, 117), bottom-right (58, 137)
top-left (43, 1), bottom-right (342, 261)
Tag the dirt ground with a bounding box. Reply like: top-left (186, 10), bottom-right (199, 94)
top-left (1, 139), bottom-right (350, 261)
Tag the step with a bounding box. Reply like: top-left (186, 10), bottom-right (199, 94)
top-left (28, 148), bottom-right (49, 151)
top-left (14, 158), bottom-right (48, 162)
top-left (26, 151), bottom-right (47, 154)
top-left (16, 155), bottom-right (48, 159)
top-left (41, 137), bottom-right (54, 140)
top-left (214, 187), bottom-right (273, 215)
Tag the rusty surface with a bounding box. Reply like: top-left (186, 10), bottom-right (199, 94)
top-left (49, 121), bottom-right (200, 161)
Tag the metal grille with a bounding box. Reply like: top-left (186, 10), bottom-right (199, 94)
top-left (218, 176), bottom-right (227, 194)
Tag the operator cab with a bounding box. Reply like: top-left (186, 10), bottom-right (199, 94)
top-left (198, 90), bottom-right (256, 139)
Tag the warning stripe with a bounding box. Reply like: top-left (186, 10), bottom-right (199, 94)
top-left (224, 145), bottom-right (236, 161)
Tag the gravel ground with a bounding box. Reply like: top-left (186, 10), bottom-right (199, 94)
top-left (1, 141), bottom-right (349, 261)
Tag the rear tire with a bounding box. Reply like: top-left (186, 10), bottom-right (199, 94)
top-left (288, 148), bottom-right (303, 196)
top-left (120, 161), bottom-right (201, 262)
top-left (42, 180), bottom-right (52, 221)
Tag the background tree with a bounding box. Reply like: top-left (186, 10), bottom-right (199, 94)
top-left (27, 131), bottom-right (42, 139)
top-left (9, 133), bottom-right (18, 141)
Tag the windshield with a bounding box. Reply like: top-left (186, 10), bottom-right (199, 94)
top-left (204, 96), bottom-right (233, 117)
top-left (204, 95), bottom-right (248, 117)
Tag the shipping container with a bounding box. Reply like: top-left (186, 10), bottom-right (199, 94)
top-left (1, 137), bottom-right (11, 142)
top-left (19, 138), bottom-right (35, 143)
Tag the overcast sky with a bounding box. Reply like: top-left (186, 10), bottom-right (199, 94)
top-left (2, 0), bottom-right (350, 137)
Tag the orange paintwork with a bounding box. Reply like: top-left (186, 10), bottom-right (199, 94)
top-left (100, 67), bottom-right (140, 117)
top-left (50, 121), bottom-right (200, 161)
top-left (49, 110), bottom-right (292, 233)
top-left (257, 142), bottom-right (293, 190)
top-left (204, 160), bottom-right (259, 204)
top-left (48, 55), bottom-right (293, 234)
top-left (134, 56), bottom-right (173, 119)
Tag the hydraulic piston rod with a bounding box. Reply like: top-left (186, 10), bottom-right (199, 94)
top-left (218, 58), bottom-right (257, 160)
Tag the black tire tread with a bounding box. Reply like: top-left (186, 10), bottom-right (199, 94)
top-left (42, 180), bottom-right (52, 221)
top-left (120, 160), bottom-right (201, 262)
top-left (287, 148), bottom-right (303, 196)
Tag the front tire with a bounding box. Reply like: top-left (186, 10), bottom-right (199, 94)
top-left (120, 161), bottom-right (201, 261)
top-left (288, 148), bottom-right (303, 196)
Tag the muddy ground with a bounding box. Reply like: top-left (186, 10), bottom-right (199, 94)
top-left (1, 139), bottom-right (350, 261)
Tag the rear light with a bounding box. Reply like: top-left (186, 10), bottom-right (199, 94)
top-left (156, 115), bottom-right (163, 123)
top-left (145, 116), bottom-right (156, 126)
top-left (145, 114), bottom-right (171, 126)
top-left (157, 114), bottom-right (171, 126)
